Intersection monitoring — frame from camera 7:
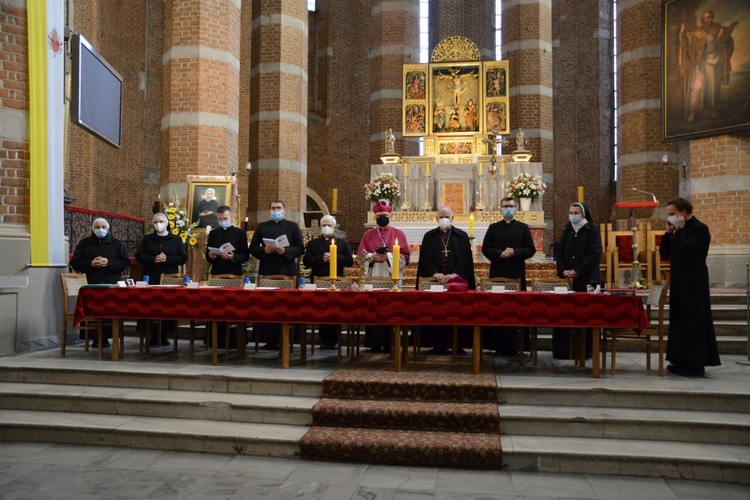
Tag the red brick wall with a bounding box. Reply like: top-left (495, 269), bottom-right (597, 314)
top-left (0, 3), bottom-right (29, 224)
top-left (430, 0), bottom-right (495, 59)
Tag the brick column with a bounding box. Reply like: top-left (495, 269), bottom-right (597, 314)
top-left (429, 0), bottom-right (495, 60)
top-left (161, 0), bottom-right (241, 197)
top-left (502, 0), bottom-right (553, 228)
top-left (616, 0), bottom-right (677, 214)
top-left (247, 0), bottom-right (308, 224)
top-left (369, 0), bottom-right (420, 165)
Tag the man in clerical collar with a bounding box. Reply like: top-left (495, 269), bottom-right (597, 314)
top-left (416, 205), bottom-right (475, 354)
top-left (481, 196), bottom-right (536, 356)
top-left (357, 201), bottom-right (410, 353)
top-left (302, 215), bottom-right (354, 350)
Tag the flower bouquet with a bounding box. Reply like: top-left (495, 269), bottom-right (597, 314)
top-left (163, 192), bottom-right (199, 249)
top-left (508, 172), bottom-right (546, 201)
top-left (364, 173), bottom-right (400, 203)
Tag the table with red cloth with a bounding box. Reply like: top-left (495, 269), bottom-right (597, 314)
top-left (74, 287), bottom-right (648, 377)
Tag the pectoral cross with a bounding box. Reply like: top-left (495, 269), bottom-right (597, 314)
top-left (442, 247), bottom-right (450, 257)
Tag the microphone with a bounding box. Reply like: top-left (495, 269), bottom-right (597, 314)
top-left (632, 187), bottom-right (657, 203)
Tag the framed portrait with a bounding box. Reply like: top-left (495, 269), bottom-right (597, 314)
top-left (428, 62), bottom-right (480, 136)
top-left (662, 0), bottom-right (750, 141)
top-left (186, 176), bottom-right (233, 229)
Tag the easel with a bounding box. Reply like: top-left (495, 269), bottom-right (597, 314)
top-left (611, 201), bottom-right (658, 289)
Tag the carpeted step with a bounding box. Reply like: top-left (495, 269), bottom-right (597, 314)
top-left (300, 427), bottom-right (503, 468)
top-left (322, 359), bottom-right (498, 402)
top-left (312, 398), bottom-right (500, 433)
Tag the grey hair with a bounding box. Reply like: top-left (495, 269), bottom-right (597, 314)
top-left (92, 217), bottom-right (110, 230)
top-left (320, 215), bottom-right (336, 226)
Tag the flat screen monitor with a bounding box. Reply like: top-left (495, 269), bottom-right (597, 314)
top-left (70, 33), bottom-right (123, 148)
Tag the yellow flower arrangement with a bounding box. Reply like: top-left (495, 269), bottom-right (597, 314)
top-left (162, 192), bottom-right (199, 249)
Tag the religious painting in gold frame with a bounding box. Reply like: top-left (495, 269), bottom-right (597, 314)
top-left (485, 99), bottom-right (508, 135)
top-left (186, 176), bottom-right (233, 230)
top-left (402, 64), bottom-right (428, 137)
top-left (428, 62), bottom-right (480, 136)
top-left (437, 139), bottom-right (474, 155)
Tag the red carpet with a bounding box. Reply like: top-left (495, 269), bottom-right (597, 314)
top-left (300, 354), bottom-right (503, 468)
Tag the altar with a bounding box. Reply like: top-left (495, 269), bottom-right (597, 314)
top-left (368, 161), bottom-right (547, 259)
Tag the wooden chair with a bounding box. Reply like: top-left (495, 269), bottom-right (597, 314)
top-left (206, 274), bottom-right (246, 356)
top-left (531, 278), bottom-right (573, 365)
top-left (360, 276), bottom-right (393, 290)
top-left (412, 277), bottom-right (459, 360)
top-left (602, 280), bottom-right (668, 376)
top-left (60, 273), bottom-right (102, 358)
top-left (647, 226), bottom-right (670, 282)
top-left (312, 277), bottom-right (358, 360)
top-left (255, 275), bottom-right (297, 352)
top-left (479, 278), bottom-right (528, 365)
top-left (149, 273), bottom-right (193, 353)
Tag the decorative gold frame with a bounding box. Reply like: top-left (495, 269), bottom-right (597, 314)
top-left (403, 64), bottom-right (428, 137)
top-left (186, 176), bottom-right (233, 230)
top-left (428, 62), bottom-right (481, 136)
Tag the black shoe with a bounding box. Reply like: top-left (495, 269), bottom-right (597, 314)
top-left (261, 343), bottom-right (279, 351)
top-left (367, 347), bottom-right (383, 353)
top-left (92, 340), bottom-right (110, 348)
top-left (320, 344), bottom-right (338, 351)
top-left (668, 363), bottom-right (704, 377)
top-left (428, 348), bottom-right (450, 355)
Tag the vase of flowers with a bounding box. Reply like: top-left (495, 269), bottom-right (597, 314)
top-left (164, 191), bottom-right (199, 250)
top-left (365, 173), bottom-right (400, 205)
top-left (508, 172), bottom-right (546, 211)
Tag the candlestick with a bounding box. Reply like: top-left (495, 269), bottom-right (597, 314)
top-left (403, 162), bottom-right (408, 176)
top-left (469, 214), bottom-right (475, 236)
top-left (478, 163), bottom-right (483, 176)
top-left (500, 162), bottom-right (505, 176)
top-left (577, 186), bottom-right (584, 203)
top-left (391, 242), bottom-right (400, 280)
top-left (422, 172), bottom-right (432, 211)
top-left (425, 164), bottom-right (430, 176)
top-left (331, 188), bottom-right (338, 212)
top-left (329, 240), bottom-right (337, 279)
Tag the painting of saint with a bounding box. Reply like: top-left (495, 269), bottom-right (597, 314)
top-left (486, 102), bottom-right (507, 133)
top-left (405, 103), bottom-right (426, 134)
top-left (486, 68), bottom-right (506, 97)
top-left (405, 71), bottom-right (426, 100)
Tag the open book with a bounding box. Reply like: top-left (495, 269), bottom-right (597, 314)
top-left (262, 234), bottom-right (290, 249)
top-left (208, 242), bottom-right (235, 255)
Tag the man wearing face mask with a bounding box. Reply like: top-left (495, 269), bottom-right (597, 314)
top-left (659, 197), bottom-right (720, 376)
top-left (70, 217), bottom-right (131, 348)
top-left (482, 197), bottom-right (536, 356)
top-left (416, 205), bottom-right (475, 353)
top-left (206, 206), bottom-right (250, 276)
top-left (302, 215), bottom-right (354, 349)
top-left (249, 200), bottom-right (305, 350)
top-left (357, 201), bottom-right (411, 352)
top-left (136, 212), bottom-right (188, 346)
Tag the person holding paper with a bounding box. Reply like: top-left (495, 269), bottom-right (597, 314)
top-left (553, 202), bottom-right (602, 359)
top-left (416, 205), bottom-right (475, 354)
top-left (357, 201), bottom-right (411, 352)
top-left (249, 200), bottom-right (305, 350)
top-left (205, 206), bottom-right (249, 276)
top-left (659, 197), bottom-right (720, 376)
top-left (70, 217), bottom-right (131, 348)
top-left (302, 215), bottom-right (353, 349)
top-left (481, 197), bottom-right (536, 356)
top-left (136, 212), bottom-right (188, 346)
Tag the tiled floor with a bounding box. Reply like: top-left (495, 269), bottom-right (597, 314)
top-left (1, 441), bottom-right (750, 499)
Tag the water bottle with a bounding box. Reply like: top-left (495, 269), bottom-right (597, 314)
top-left (243, 276), bottom-right (250, 285)
top-left (142, 275), bottom-right (149, 284)
top-left (298, 277), bottom-right (306, 288)
top-left (183, 275), bottom-right (191, 286)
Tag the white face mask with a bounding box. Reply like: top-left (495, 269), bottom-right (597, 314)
top-left (667, 215), bottom-right (678, 225)
top-left (321, 225), bottom-right (334, 236)
top-left (438, 217), bottom-right (452, 230)
top-left (153, 222), bottom-right (167, 234)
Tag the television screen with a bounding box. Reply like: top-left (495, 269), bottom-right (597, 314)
top-left (70, 34), bottom-right (123, 148)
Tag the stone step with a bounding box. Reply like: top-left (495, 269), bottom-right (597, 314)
top-left (499, 404), bottom-right (750, 445)
top-left (502, 435), bottom-right (750, 484)
top-left (0, 383), bottom-right (315, 426)
top-left (0, 365), bottom-right (325, 398)
top-left (0, 409), bottom-right (306, 457)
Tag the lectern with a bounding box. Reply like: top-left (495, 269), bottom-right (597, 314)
top-left (611, 201), bottom-right (659, 288)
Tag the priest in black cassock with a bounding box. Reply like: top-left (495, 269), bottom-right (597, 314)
top-left (416, 205), bottom-right (475, 353)
top-left (249, 200), bottom-right (305, 349)
top-left (481, 196), bottom-right (536, 355)
top-left (302, 214), bottom-right (354, 349)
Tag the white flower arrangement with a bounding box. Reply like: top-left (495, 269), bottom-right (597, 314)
top-left (364, 173), bottom-right (400, 203)
top-left (508, 172), bottom-right (546, 201)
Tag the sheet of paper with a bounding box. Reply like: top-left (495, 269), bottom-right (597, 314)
top-left (208, 242), bottom-right (235, 254)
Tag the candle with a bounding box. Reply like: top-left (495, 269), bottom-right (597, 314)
top-left (500, 162), bottom-right (505, 175)
top-left (329, 239), bottom-right (337, 279)
top-left (403, 162), bottom-right (408, 176)
top-left (425, 164), bottom-right (430, 176)
top-left (331, 188), bottom-right (338, 212)
top-left (478, 163), bottom-right (483, 176)
top-left (392, 240), bottom-right (400, 280)
top-left (469, 214), bottom-right (475, 236)
top-left (577, 186), bottom-right (584, 203)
